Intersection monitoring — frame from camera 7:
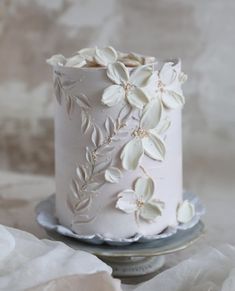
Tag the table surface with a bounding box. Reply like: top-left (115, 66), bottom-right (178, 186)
top-left (0, 167), bottom-right (234, 269)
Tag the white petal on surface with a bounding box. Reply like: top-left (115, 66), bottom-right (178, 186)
top-left (105, 167), bottom-right (123, 183)
top-left (177, 200), bottom-right (195, 224)
top-left (134, 177), bottom-right (154, 201)
top-left (107, 62), bottom-right (129, 85)
top-left (95, 47), bottom-right (118, 66)
top-left (120, 138), bottom-right (144, 170)
top-left (127, 87), bottom-right (149, 109)
top-left (130, 66), bottom-right (153, 87)
top-left (162, 90), bottom-right (185, 109)
top-left (142, 133), bottom-right (166, 161)
top-left (140, 202), bottom-right (163, 221)
top-left (140, 98), bottom-right (162, 130)
top-left (160, 62), bottom-right (177, 85)
top-left (65, 55), bottom-right (86, 68)
top-left (116, 190), bottom-right (137, 214)
top-left (46, 54), bottom-right (66, 66)
top-left (101, 85), bottom-right (125, 107)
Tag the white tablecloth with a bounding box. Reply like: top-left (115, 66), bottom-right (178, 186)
top-left (0, 170), bottom-right (234, 290)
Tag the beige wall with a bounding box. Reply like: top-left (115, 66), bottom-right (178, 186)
top-left (0, 0), bottom-right (234, 190)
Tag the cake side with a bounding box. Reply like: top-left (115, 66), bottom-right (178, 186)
top-left (50, 47), bottom-right (194, 239)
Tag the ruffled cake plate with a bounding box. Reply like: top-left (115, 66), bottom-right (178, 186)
top-left (36, 192), bottom-right (205, 283)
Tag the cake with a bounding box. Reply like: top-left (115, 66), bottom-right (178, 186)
top-left (47, 46), bottom-right (195, 240)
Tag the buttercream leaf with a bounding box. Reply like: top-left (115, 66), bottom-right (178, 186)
top-left (70, 178), bottom-right (80, 198)
top-left (81, 110), bottom-right (91, 134)
top-left (104, 116), bottom-right (115, 136)
top-left (127, 87), bottom-right (149, 109)
top-left (162, 90), bottom-right (185, 109)
top-left (54, 77), bottom-right (62, 104)
top-left (105, 167), bottom-right (123, 183)
top-left (94, 46), bottom-right (118, 66)
top-left (65, 55), bottom-right (86, 68)
top-left (91, 126), bottom-right (98, 146)
top-left (130, 65), bottom-right (153, 87)
top-left (101, 85), bottom-right (125, 107)
top-left (86, 182), bottom-right (103, 191)
top-left (140, 202), bottom-right (163, 221)
top-left (76, 94), bottom-right (91, 109)
top-left (177, 200), bottom-right (195, 223)
top-left (85, 147), bottom-right (93, 164)
top-left (107, 62), bottom-right (129, 85)
top-left (116, 190), bottom-right (137, 214)
top-left (134, 177), bottom-right (154, 201)
top-left (120, 138), bottom-right (144, 170)
top-left (142, 133), bottom-right (165, 161)
top-left (76, 166), bottom-right (85, 182)
top-left (93, 159), bottom-right (112, 174)
top-left (66, 96), bottom-right (75, 116)
top-left (160, 62), bottom-right (176, 85)
top-left (140, 98), bottom-right (162, 130)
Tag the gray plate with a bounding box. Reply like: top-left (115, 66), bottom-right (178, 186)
top-left (36, 192), bottom-right (205, 246)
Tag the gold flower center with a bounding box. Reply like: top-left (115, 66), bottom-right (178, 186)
top-left (124, 83), bottom-right (133, 93)
top-left (136, 199), bottom-right (145, 208)
top-left (158, 80), bottom-right (165, 93)
top-left (132, 128), bottom-right (148, 139)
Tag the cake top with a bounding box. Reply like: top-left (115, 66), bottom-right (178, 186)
top-left (47, 46), bottom-right (156, 68)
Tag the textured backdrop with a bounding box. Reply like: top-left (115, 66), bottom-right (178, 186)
top-left (0, 0), bottom-right (234, 197)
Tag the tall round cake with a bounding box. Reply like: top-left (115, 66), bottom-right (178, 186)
top-left (47, 47), bottom-right (194, 240)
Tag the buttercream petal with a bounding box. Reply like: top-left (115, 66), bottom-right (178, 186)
top-left (177, 200), bottom-right (195, 223)
top-left (140, 98), bottom-right (162, 130)
top-left (162, 90), bottom-right (185, 109)
top-left (65, 55), bottom-right (86, 68)
top-left (142, 133), bottom-right (166, 161)
top-left (116, 190), bottom-right (137, 214)
top-left (152, 118), bottom-right (171, 135)
top-left (120, 138), bottom-right (144, 170)
top-left (140, 202), bottom-right (163, 221)
top-left (160, 63), bottom-right (177, 85)
top-left (130, 66), bottom-right (153, 87)
top-left (101, 85), bottom-right (125, 107)
top-left (46, 54), bottom-right (66, 66)
top-left (134, 177), bottom-right (154, 201)
top-left (127, 87), bottom-right (149, 109)
top-left (107, 62), bottom-right (129, 85)
top-left (95, 46), bottom-right (118, 66)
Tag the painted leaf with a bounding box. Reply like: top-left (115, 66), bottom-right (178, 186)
top-left (120, 138), bottom-right (144, 170)
top-left (81, 110), bottom-right (91, 134)
top-left (93, 159), bottom-right (112, 174)
top-left (54, 77), bottom-right (62, 104)
top-left (66, 96), bottom-right (75, 116)
top-left (104, 116), bottom-right (115, 136)
top-left (76, 166), bottom-right (85, 182)
top-left (76, 94), bottom-right (91, 109)
top-left (86, 182), bottom-right (104, 191)
top-left (107, 62), bottom-right (129, 85)
top-left (105, 167), bottom-right (123, 183)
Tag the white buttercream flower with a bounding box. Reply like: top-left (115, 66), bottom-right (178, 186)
top-left (101, 62), bottom-right (152, 109)
top-left (149, 62), bottom-right (186, 109)
top-left (121, 99), bottom-right (170, 170)
top-left (116, 177), bottom-right (164, 222)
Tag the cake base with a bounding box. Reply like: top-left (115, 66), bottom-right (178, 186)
top-left (45, 221), bottom-right (204, 284)
top-left (36, 192), bottom-right (205, 246)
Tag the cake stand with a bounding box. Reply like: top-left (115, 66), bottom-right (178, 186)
top-left (46, 221), bottom-right (205, 284)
